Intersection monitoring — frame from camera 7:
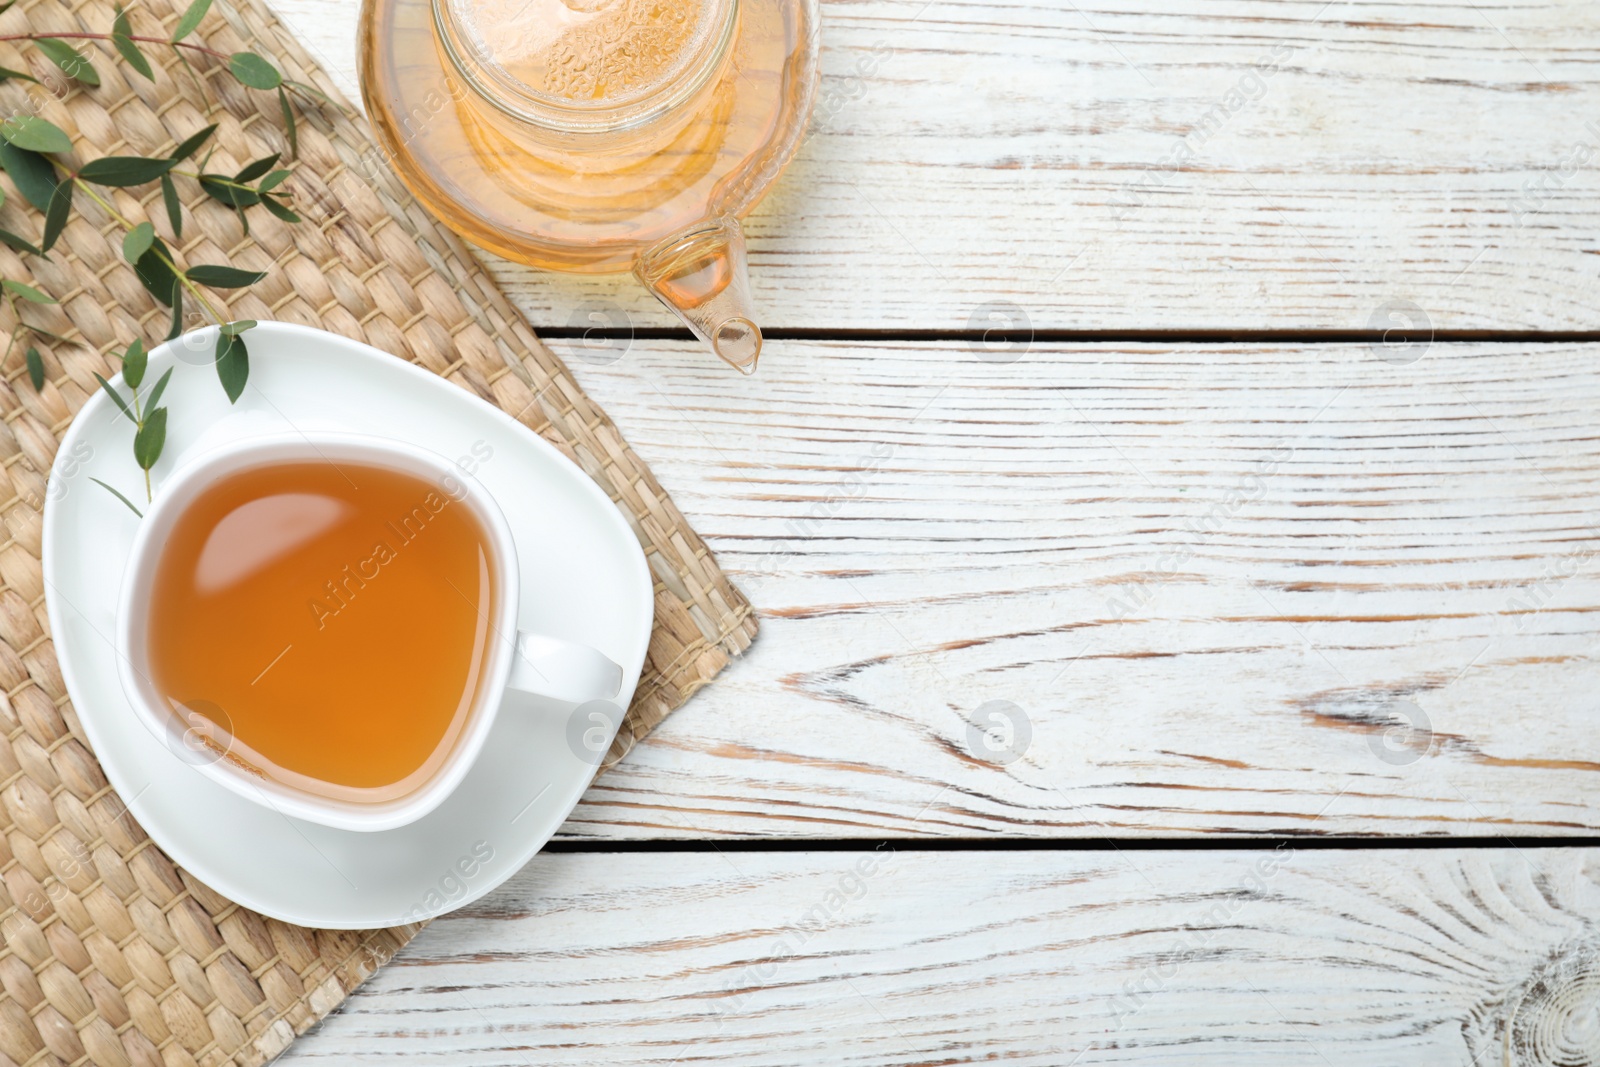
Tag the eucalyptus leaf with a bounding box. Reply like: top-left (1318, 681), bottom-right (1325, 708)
top-left (40, 179), bottom-right (71, 253)
top-left (91, 478), bottom-right (142, 517)
top-left (233, 153), bottom-right (279, 183)
top-left (214, 329), bottom-right (247, 402)
top-left (34, 38), bottom-right (100, 87)
top-left (122, 221), bottom-right (155, 264)
top-left (228, 52), bottom-right (281, 90)
top-left (187, 264), bottom-right (266, 288)
top-left (0, 142), bottom-right (60, 210)
top-left (171, 0), bottom-right (212, 42)
top-left (0, 116), bottom-right (71, 155)
top-left (122, 338), bottom-right (147, 389)
top-left (261, 196), bottom-right (299, 224)
top-left (145, 366), bottom-right (172, 412)
top-left (93, 372), bottom-right (136, 424)
top-left (2, 279), bottom-right (54, 303)
top-left (112, 8), bottom-right (155, 80)
top-left (133, 406), bottom-right (166, 470)
top-left (166, 280), bottom-right (182, 340)
top-left (278, 86), bottom-right (296, 158)
top-left (24, 348), bottom-right (43, 391)
top-left (219, 319), bottom-right (256, 336)
top-left (284, 79), bottom-right (331, 105)
top-left (134, 237), bottom-right (179, 307)
top-left (80, 155), bottom-right (175, 186)
top-left (0, 229), bottom-right (40, 256)
top-left (159, 173), bottom-right (182, 238)
top-left (169, 123), bottom-right (217, 161)
top-left (0, 66), bottom-right (39, 85)
top-left (257, 169), bottom-right (291, 193)
top-left (198, 175), bottom-right (258, 207)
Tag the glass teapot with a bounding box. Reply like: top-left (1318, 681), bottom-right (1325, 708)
top-left (357, 0), bottom-right (820, 372)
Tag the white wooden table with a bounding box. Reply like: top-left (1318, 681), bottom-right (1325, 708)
top-left (272, 1), bottom-right (1600, 1062)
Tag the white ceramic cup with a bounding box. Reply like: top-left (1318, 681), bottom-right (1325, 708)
top-left (115, 431), bottom-right (623, 832)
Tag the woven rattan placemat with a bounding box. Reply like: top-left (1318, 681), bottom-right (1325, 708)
top-left (0, 0), bottom-right (757, 1062)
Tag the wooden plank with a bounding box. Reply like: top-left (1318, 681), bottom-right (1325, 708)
top-left (276, 848), bottom-right (1600, 1065)
top-left (275, 0), bottom-right (1600, 331)
top-left (534, 339), bottom-right (1600, 840)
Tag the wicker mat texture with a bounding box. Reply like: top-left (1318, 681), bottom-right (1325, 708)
top-left (0, 0), bottom-right (758, 1063)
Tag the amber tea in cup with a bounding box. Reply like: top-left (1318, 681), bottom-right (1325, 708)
top-left (117, 432), bottom-right (624, 832)
top-left (146, 459), bottom-right (496, 802)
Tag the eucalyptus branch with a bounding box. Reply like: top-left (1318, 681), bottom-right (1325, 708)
top-left (71, 179), bottom-right (226, 324)
top-left (0, 283), bottom-right (58, 390)
top-left (127, 368), bottom-right (150, 501)
top-left (0, 0), bottom-right (312, 506)
top-left (0, 31), bottom-right (227, 62)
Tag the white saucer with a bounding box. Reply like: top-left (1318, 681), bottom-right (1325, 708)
top-left (42, 322), bottom-right (653, 929)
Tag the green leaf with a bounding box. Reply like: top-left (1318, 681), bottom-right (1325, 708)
top-left (133, 406), bottom-right (166, 470)
top-left (257, 168), bottom-right (290, 193)
top-left (122, 221), bottom-right (155, 264)
top-left (198, 175), bottom-right (258, 207)
top-left (0, 142), bottom-right (60, 210)
top-left (171, 0), bottom-right (212, 42)
top-left (93, 372), bottom-right (136, 424)
top-left (112, 8), bottom-right (155, 80)
top-left (121, 337), bottom-right (147, 389)
top-left (144, 366), bottom-right (172, 411)
top-left (228, 52), bottom-right (281, 90)
top-left (260, 196), bottom-right (299, 224)
top-left (0, 66), bottom-right (39, 86)
top-left (186, 264), bottom-right (265, 288)
top-left (41, 179), bottom-right (71, 253)
top-left (91, 478), bottom-right (142, 517)
top-left (0, 229), bottom-right (40, 256)
top-left (220, 319), bottom-right (255, 336)
top-left (166, 279), bottom-right (182, 339)
top-left (34, 38), bottom-right (100, 87)
top-left (284, 79), bottom-right (331, 105)
top-left (215, 329), bottom-right (247, 402)
top-left (79, 155), bottom-right (175, 186)
top-left (278, 86), bottom-right (296, 158)
top-left (159, 173), bottom-right (182, 238)
top-left (0, 116), bottom-right (71, 154)
top-left (169, 123), bottom-right (217, 161)
top-left (2, 279), bottom-right (54, 303)
top-left (134, 237), bottom-right (179, 307)
top-left (24, 347), bottom-right (43, 391)
top-left (233, 153), bottom-right (279, 183)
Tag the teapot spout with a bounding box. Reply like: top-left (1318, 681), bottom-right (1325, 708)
top-left (635, 216), bottom-right (762, 373)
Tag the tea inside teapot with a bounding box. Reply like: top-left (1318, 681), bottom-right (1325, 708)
top-left (358, 0), bottom-right (819, 371)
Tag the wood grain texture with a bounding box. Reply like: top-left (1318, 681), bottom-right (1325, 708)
top-left (275, 0), bottom-right (1600, 331)
top-left (526, 339), bottom-right (1600, 840)
top-left (275, 848), bottom-right (1600, 1065)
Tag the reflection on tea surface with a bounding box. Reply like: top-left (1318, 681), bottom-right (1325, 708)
top-left (147, 461), bottom-right (495, 803)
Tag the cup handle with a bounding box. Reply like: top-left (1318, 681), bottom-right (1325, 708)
top-left (505, 631), bottom-right (623, 704)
